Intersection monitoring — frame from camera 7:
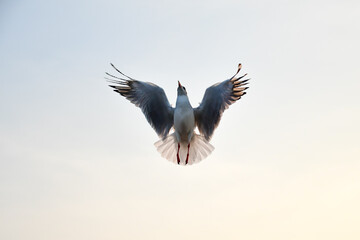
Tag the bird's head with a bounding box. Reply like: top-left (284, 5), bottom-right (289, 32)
top-left (177, 81), bottom-right (187, 96)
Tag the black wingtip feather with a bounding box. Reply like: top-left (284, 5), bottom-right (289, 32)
top-left (110, 63), bottom-right (136, 80)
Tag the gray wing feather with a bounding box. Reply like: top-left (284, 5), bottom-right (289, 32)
top-left (194, 64), bottom-right (249, 141)
top-left (107, 64), bottom-right (174, 139)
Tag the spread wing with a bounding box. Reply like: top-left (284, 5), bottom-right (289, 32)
top-left (194, 64), bottom-right (249, 141)
top-left (107, 63), bottom-right (174, 139)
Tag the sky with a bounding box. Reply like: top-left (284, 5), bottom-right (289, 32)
top-left (1, 0), bottom-right (360, 239)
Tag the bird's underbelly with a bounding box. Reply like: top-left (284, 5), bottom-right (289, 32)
top-left (174, 108), bottom-right (195, 143)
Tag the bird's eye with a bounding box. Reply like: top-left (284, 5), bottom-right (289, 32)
top-left (183, 87), bottom-right (186, 90)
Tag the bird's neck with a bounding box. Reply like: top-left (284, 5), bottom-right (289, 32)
top-left (176, 95), bottom-right (192, 108)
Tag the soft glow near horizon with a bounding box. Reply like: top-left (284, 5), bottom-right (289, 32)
top-left (1, 0), bottom-right (359, 239)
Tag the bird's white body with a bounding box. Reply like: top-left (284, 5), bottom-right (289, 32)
top-left (174, 95), bottom-right (195, 143)
top-left (155, 94), bottom-right (214, 165)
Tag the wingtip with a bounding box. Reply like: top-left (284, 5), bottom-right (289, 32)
top-left (230, 63), bottom-right (243, 81)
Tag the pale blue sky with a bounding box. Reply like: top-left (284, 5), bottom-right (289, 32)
top-left (1, 0), bottom-right (359, 239)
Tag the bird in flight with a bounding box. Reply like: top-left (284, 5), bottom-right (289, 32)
top-left (106, 63), bottom-right (250, 166)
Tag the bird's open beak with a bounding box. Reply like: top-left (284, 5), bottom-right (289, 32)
top-left (178, 81), bottom-right (182, 88)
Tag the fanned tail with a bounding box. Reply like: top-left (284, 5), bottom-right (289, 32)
top-left (154, 133), bottom-right (214, 166)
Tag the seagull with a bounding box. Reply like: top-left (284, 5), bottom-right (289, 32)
top-left (106, 63), bottom-right (250, 165)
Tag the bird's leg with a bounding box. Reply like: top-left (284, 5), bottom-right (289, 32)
top-left (177, 143), bottom-right (180, 164)
top-left (185, 143), bottom-right (190, 165)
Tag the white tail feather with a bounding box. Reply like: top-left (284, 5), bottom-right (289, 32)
top-left (154, 133), bottom-right (214, 165)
